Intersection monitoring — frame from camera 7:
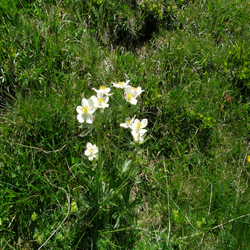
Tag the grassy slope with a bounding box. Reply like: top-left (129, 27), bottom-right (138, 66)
top-left (1, 0), bottom-right (250, 249)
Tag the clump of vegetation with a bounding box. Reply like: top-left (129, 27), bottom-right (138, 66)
top-left (1, 0), bottom-right (250, 249)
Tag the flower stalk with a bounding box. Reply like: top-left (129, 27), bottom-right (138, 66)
top-left (75, 79), bottom-right (147, 236)
top-left (114, 125), bottom-right (123, 168)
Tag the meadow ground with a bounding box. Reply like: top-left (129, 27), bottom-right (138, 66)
top-left (1, 0), bottom-right (250, 249)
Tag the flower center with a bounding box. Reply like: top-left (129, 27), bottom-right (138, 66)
top-left (136, 122), bottom-right (142, 130)
top-left (99, 86), bottom-right (107, 90)
top-left (127, 93), bottom-right (132, 101)
top-left (132, 87), bottom-right (137, 90)
top-left (89, 149), bottom-right (94, 155)
top-left (118, 82), bottom-right (124, 86)
top-left (97, 98), bottom-right (104, 105)
top-left (126, 119), bottom-right (131, 125)
top-left (81, 105), bottom-right (89, 114)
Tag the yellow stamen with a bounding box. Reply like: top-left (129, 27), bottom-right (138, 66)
top-left (97, 98), bottom-right (104, 105)
top-left (118, 82), bottom-right (124, 86)
top-left (81, 105), bottom-right (89, 114)
top-left (132, 87), bottom-right (137, 90)
top-left (99, 86), bottom-right (107, 90)
top-left (136, 122), bottom-right (142, 130)
top-left (89, 149), bottom-right (94, 155)
top-left (127, 93), bottom-right (132, 101)
top-left (126, 119), bottom-right (131, 125)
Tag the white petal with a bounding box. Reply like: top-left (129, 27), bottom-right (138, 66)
top-left (87, 98), bottom-right (93, 106)
top-left (105, 92), bottom-right (114, 96)
top-left (136, 87), bottom-right (144, 97)
top-left (103, 95), bottom-right (109, 103)
top-left (93, 146), bottom-right (98, 154)
top-left (132, 129), bottom-right (147, 138)
top-left (125, 86), bottom-right (132, 94)
top-left (90, 95), bottom-right (97, 101)
top-left (141, 119), bottom-right (148, 128)
top-left (90, 95), bottom-right (97, 103)
top-left (132, 91), bottom-right (137, 98)
top-left (77, 113), bottom-right (85, 123)
top-left (130, 98), bottom-right (137, 105)
top-left (76, 106), bottom-right (82, 114)
top-left (88, 100), bottom-right (97, 113)
top-left (140, 129), bottom-right (147, 135)
top-left (97, 92), bottom-right (103, 98)
top-left (133, 136), bottom-right (144, 144)
top-left (120, 123), bottom-right (128, 128)
top-left (131, 115), bottom-right (136, 122)
top-left (85, 150), bottom-right (90, 156)
top-left (81, 98), bottom-right (89, 106)
top-left (89, 107), bottom-right (96, 114)
top-left (131, 119), bottom-right (139, 129)
top-left (112, 82), bottom-right (119, 88)
top-left (86, 142), bottom-right (92, 149)
top-left (86, 114), bottom-right (93, 124)
top-left (90, 96), bottom-right (98, 107)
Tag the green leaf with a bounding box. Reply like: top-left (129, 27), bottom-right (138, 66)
top-left (83, 167), bottom-right (96, 177)
top-left (79, 126), bottom-right (94, 137)
top-left (122, 160), bottom-right (131, 174)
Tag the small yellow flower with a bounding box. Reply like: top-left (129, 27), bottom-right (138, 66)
top-left (71, 201), bottom-right (78, 213)
top-left (197, 221), bottom-right (203, 228)
top-left (248, 155), bottom-right (250, 163)
top-left (31, 212), bottom-right (38, 221)
top-left (64, 201), bottom-right (78, 213)
top-left (33, 232), bottom-right (44, 245)
top-left (56, 233), bottom-right (64, 242)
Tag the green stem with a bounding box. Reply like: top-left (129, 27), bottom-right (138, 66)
top-left (114, 126), bottom-right (122, 168)
top-left (97, 110), bottom-right (101, 174)
top-left (126, 146), bottom-right (139, 177)
top-left (96, 109), bottom-right (102, 204)
top-left (100, 227), bottom-right (132, 235)
top-left (114, 100), bottom-right (127, 168)
top-left (131, 146), bottom-right (138, 166)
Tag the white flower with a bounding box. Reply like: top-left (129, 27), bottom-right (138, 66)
top-left (124, 86), bottom-right (138, 105)
top-left (84, 142), bottom-right (98, 161)
top-left (120, 115), bottom-right (136, 129)
top-left (91, 92), bottom-right (109, 109)
top-left (76, 98), bottom-right (96, 124)
top-left (92, 86), bottom-right (113, 96)
top-left (132, 86), bottom-right (144, 97)
top-left (112, 80), bottom-right (130, 89)
top-left (130, 118), bottom-right (148, 135)
top-left (132, 132), bottom-right (145, 144)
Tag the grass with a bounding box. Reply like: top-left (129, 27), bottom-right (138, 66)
top-left (1, 0), bottom-right (250, 249)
